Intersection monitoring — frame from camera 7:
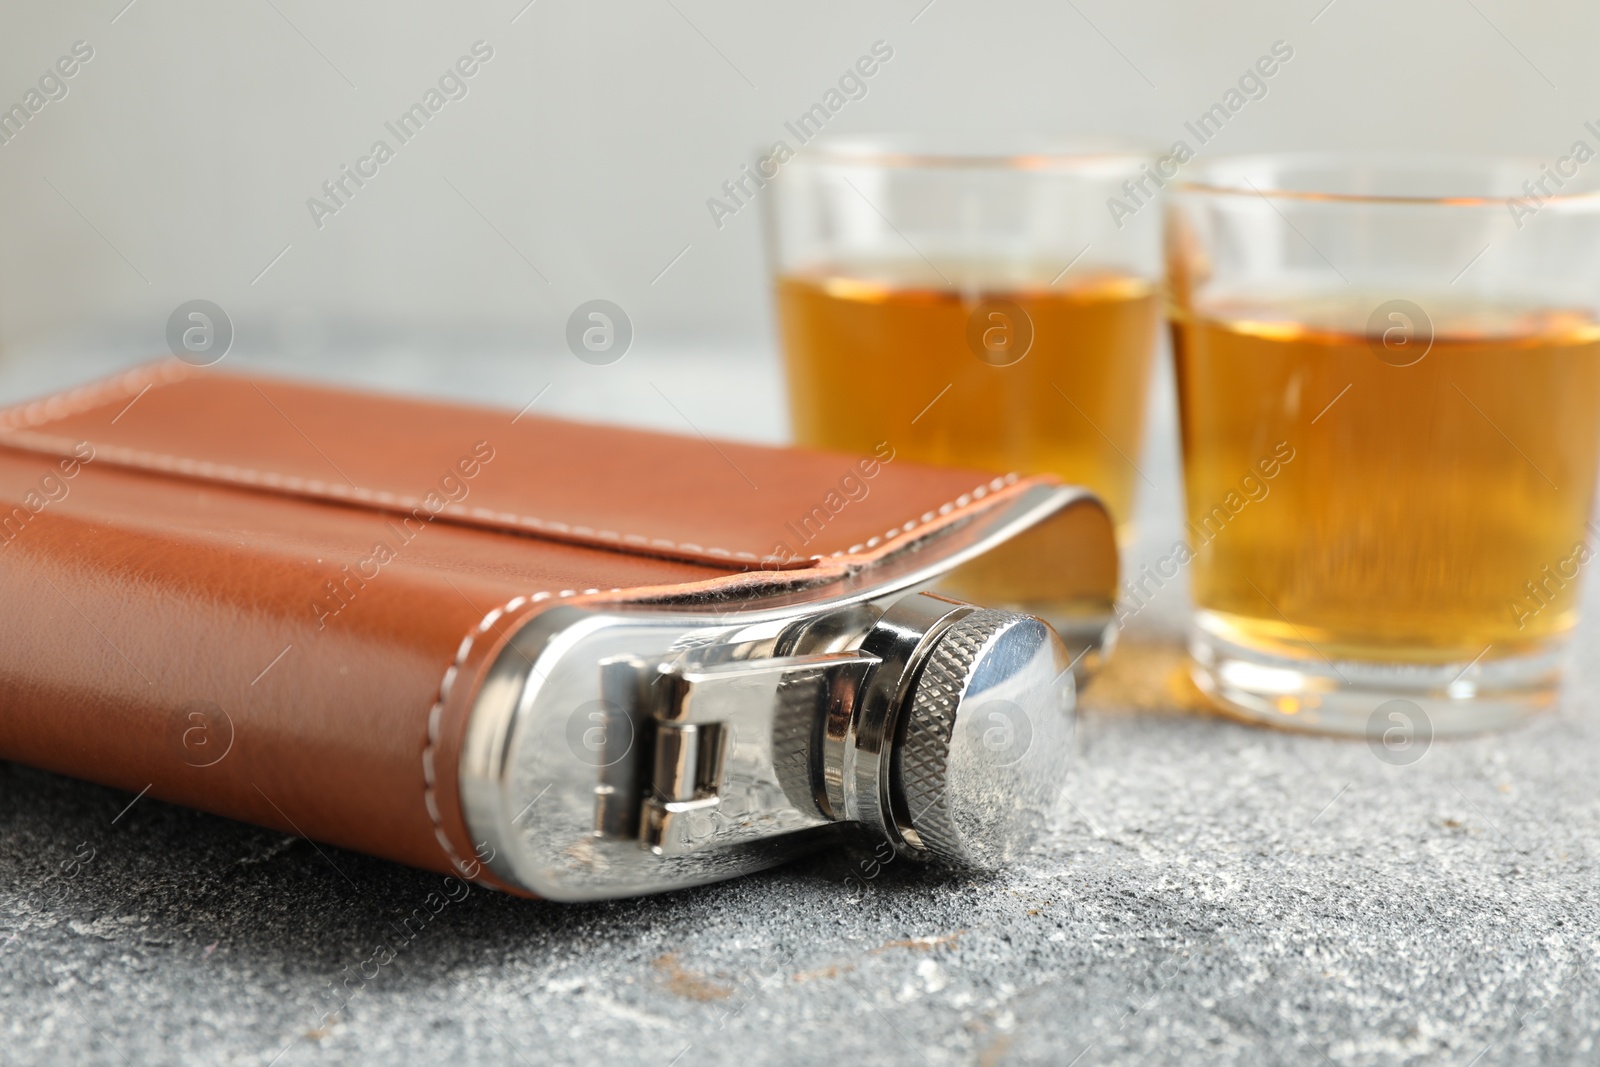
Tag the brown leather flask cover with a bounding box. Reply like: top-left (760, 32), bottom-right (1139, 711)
top-left (0, 363), bottom-right (1114, 896)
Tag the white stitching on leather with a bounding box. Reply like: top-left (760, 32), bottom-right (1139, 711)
top-left (0, 362), bottom-right (190, 432)
top-left (0, 426), bottom-right (775, 564)
top-left (421, 592), bottom-right (533, 879)
top-left (0, 373), bottom-right (1028, 568)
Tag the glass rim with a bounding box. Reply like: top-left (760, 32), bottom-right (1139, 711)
top-left (786, 134), bottom-right (1160, 173)
top-left (1174, 151), bottom-right (1600, 207)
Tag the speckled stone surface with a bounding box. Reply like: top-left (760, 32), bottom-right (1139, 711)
top-left (1, 352), bottom-right (1597, 1065)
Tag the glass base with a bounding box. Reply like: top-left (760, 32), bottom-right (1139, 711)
top-left (1189, 614), bottom-right (1564, 737)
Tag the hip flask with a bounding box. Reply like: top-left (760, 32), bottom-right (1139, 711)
top-left (0, 364), bottom-right (1116, 899)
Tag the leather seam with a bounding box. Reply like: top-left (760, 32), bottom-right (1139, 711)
top-left (0, 425), bottom-right (1022, 568)
top-left (0, 427), bottom-right (782, 563)
top-left (0, 361), bottom-right (192, 432)
top-left (0, 366), bottom-right (1025, 565)
top-left (831, 472), bottom-right (1020, 555)
top-left (421, 588), bottom-right (614, 877)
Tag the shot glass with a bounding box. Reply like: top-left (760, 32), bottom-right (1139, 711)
top-left (767, 137), bottom-right (1163, 543)
top-left (1167, 153), bottom-right (1600, 735)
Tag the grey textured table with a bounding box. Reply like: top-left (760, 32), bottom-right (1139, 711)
top-left (2, 351), bottom-right (1597, 1065)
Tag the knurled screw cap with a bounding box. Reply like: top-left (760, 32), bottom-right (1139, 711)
top-left (893, 609), bottom-right (1076, 869)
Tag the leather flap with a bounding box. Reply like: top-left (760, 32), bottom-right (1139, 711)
top-left (0, 362), bottom-right (1026, 571)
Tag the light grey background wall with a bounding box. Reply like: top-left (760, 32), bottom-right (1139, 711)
top-left (0, 0), bottom-right (1592, 423)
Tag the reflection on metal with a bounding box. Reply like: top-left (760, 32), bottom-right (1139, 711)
top-left (458, 483), bottom-right (1116, 900)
